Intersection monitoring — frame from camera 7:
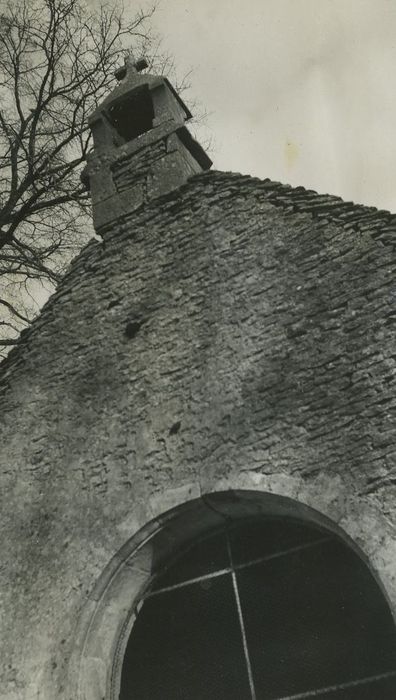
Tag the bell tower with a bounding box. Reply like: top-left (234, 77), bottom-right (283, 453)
top-left (82, 55), bottom-right (212, 233)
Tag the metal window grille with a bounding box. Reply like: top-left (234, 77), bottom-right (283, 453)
top-left (119, 518), bottom-right (396, 700)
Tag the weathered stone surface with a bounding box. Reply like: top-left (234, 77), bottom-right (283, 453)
top-left (83, 63), bottom-right (212, 231)
top-left (0, 170), bottom-right (395, 698)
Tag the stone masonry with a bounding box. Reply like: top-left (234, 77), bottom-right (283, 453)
top-left (0, 166), bottom-right (396, 698)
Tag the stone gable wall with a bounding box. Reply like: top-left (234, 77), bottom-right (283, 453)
top-left (0, 171), bottom-right (395, 698)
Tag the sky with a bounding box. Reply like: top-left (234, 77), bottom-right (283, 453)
top-left (135, 0), bottom-right (396, 212)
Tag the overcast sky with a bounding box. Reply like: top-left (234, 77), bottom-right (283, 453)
top-left (138, 0), bottom-right (396, 212)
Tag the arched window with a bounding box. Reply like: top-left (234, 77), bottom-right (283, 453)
top-left (119, 516), bottom-right (396, 699)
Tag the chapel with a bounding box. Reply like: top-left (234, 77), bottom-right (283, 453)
top-left (1, 58), bottom-right (396, 700)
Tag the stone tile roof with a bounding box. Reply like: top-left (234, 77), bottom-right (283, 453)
top-left (193, 171), bottom-right (396, 247)
top-left (1, 168), bottom-right (395, 381)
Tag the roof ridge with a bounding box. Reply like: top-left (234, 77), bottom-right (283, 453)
top-left (192, 170), bottom-right (396, 241)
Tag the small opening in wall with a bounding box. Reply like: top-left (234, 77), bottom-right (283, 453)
top-left (124, 320), bottom-right (144, 339)
top-left (107, 86), bottom-right (154, 142)
top-left (169, 420), bottom-right (181, 436)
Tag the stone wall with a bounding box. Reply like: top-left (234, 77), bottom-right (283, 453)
top-left (0, 170), bottom-right (395, 699)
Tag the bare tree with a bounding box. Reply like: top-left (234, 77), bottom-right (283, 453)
top-left (0, 0), bottom-right (160, 354)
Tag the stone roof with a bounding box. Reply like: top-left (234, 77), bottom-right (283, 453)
top-left (197, 171), bottom-right (396, 245)
top-left (1, 168), bottom-right (395, 382)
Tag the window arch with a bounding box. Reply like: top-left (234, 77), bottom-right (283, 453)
top-left (119, 514), bottom-right (396, 700)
